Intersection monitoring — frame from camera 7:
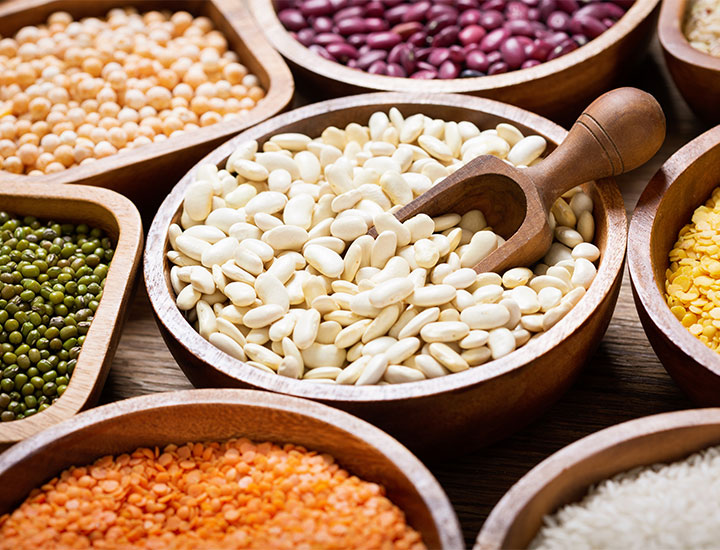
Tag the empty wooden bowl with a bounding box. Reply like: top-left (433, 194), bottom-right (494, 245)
top-left (249, 0), bottom-right (659, 120)
top-left (629, 126), bottom-right (720, 405)
top-left (0, 0), bottom-right (294, 211)
top-left (658, 0), bottom-right (720, 121)
top-left (0, 388), bottom-right (463, 549)
top-left (144, 92), bottom-right (627, 454)
top-left (474, 408), bottom-right (720, 549)
top-left (0, 181), bottom-right (142, 447)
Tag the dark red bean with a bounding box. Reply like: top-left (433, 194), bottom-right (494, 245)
top-left (366, 31), bottom-right (402, 49)
top-left (333, 6), bottom-right (364, 21)
top-left (457, 0), bottom-right (481, 9)
top-left (460, 68), bottom-right (485, 77)
top-left (528, 39), bottom-right (552, 60)
top-left (301, 0), bottom-right (334, 17)
top-left (385, 4), bottom-right (410, 24)
top-left (416, 60), bottom-right (436, 71)
top-left (515, 35), bottom-right (534, 48)
top-left (427, 14), bottom-right (457, 34)
top-left (528, 8), bottom-right (540, 20)
top-left (402, 1), bottom-right (431, 22)
top-left (365, 18), bottom-right (389, 32)
top-left (315, 32), bottom-right (346, 45)
top-left (448, 45), bottom-right (466, 62)
top-left (547, 10), bottom-right (570, 30)
top-left (326, 42), bottom-right (360, 61)
top-left (505, 1), bottom-right (529, 20)
top-left (386, 63), bottom-right (407, 77)
top-left (601, 17), bottom-right (616, 27)
top-left (573, 34), bottom-right (589, 45)
top-left (459, 9), bottom-right (483, 25)
top-left (556, 0), bottom-right (579, 13)
top-left (428, 48), bottom-right (451, 66)
top-left (309, 43), bottom-right (334, 60)
top-left (483, 0), bottom-right (507, 11)
top-left (574, 14), bottom-right (607, 38)
top-left (367, 60), bottom-right (388, 74)
top-left (433, 26), bottom-right (460, 47)
top-left (336, 17), bottom-right (367, 34)
top-left (539, 0), bottom-right (557, 19)
top-left (486, 50), bottom-right (503, 63)
top-left (416, 47), bottom-right (432, 61)
top-left (312, 16), bottom-right (334, 32)
top-left (488, 61), bottom-right (509, 74)
top-left (347, 33), bottom-right (367, 47)
top-left (521, 0), bottom-right (540, 6)
top-left (357, 49), bottom-right (387, 69)
top-left (358, 44), bottom-right (371, 54)
top-left (365, 1), bottom-right (385, 17)
top-left (480, 27), bottom-right (510, 51)
top-left (546, 31), bottom-right (569, 47)
top-left (329, 0), bottom-right (349, 7)
top-left (296, 28), bottom-right (316, 46)
top-left (521, 59), bottom-right (541, 68)
top-left (382, 0), bottom-right (406, 6)
top-left (428, 5), bottom-right (459, 20)
top-left (408, 31), bottom-right (429, 46)
top-left (504, 19), bottom-right (535, 35)
top-left (399, 47), bottom-right (416, 73)
top-left (546, 37), bottom-right (578, 60)
top-left (347, 59), bottom-right (359, 68)
top-left (278, 9), bottom-right (306, 31)
top-left (459, 24), bottom-right (487, 45)
top-left (392, 21), bottom-right (424, 38)
top-left (387, 43), bottom-right (404, 64)
top-left (603, 2), bottom-right (627, 18)
top-left (500, 36), bottom-right (526, 67)
top-left (479, 10), bottom-right (505, 30)
top-left (438, 60), bottom-right (461, 78)
top-left (410, 69), bottom-right (438, 78)
top-left (466, 49), bottom-right (490, 71)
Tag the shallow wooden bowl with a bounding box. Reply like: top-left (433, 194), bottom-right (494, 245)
top-left (0, 0), bottom-right (294, 211)
top-left (474, 408), bottom-right (720, 549)
top-left (249, 0), bottom-right (658, 120)
top-left (0, 388), bottom-right (463, 549)
top-left (629, 126), bottom-right (720, 405)
top-left (658, 0), bottom-right (720, 121)
top-left (0, 181), bottom-right (142, 447)
top-left (144, 93), bottom-right (627, 454)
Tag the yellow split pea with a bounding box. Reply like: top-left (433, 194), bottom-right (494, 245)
top-left (666, 186), bottom-right (720, 350)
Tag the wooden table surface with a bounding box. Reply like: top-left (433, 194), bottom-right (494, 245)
top-left (99, 39), bottom-right (710, 548)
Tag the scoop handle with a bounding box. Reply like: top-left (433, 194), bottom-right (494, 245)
top-left (525, 87), bottom-right (666, 209)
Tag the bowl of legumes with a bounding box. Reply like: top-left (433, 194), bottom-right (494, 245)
top-left (629, 125), bottom-right (720, 406)
top-left (0, 0), bottom-right (293, 209)
top-left (144, 92), bottom-right (627, 453)
top-left (658, 0), bottom-right (720, 121)
top-left (0, 388), bottom-right (463, 549)
top-left (249, 0), bottom-right (658, 119)
top-left (0, 181), bottom-right (142, 447)
top-left (475, 408), bottom-right (720, 549)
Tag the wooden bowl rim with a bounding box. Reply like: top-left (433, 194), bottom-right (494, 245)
top-left (249, 0), bottom-right (659, 93)
top-left (657, 0), bottom-right (720, 72)
top-left (0, 181), bottom-right (143, 443)
top-left (628, 125), bottom-right (720, 379)
top-left (0, 0), bottom-right (294, 187)
top-left (474, 407), bottom-right (720, 549)
top-left (144, 91), bottom-right (627, 403)
top-left (0, 387), bottom-right (464, 549)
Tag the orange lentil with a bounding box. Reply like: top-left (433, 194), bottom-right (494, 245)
top-left (0, 438), bottom-right (424, 550)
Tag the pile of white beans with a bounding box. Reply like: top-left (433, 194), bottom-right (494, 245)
top-left (167, 109), bottom-right (599, 385)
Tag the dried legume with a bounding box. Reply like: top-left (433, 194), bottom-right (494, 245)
top-left (666, 186), bottom-right (720, 350)
top-left (168, 109), bottom-right (599, 385)
top-left (0, 438), bottom-right (424, 550)
top-left (0, 211), bottom-right (113, 420)
top-left (684, 0), bottom-right (720, 56)
top-left (0, 9), bottom-right (265, 175)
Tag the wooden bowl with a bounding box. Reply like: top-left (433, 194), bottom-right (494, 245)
top-left (0, 181), bottom-right (142, 447)
top-left (474, 408), bottom-right (720, 549)
top-left (658, 0), bottom-right (720, 122)
top-left (628, 126), bottom-right (720, 405)
top-left (0, 388), bottom-right (464, 549)
top-left (0, 0), bottom-right (294, 213)
top-left (144, 92), bottom-right (627, 454)
top-left (249, 0), bottom-right (659, 120)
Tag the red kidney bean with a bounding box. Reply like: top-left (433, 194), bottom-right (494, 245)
top-left (416, 60), bottom-right (437, 71)
top-left (505, 19), bottom-right (535, 35)
top-left (315, 32), bottom-right (346, 45)
top-left (574, 14), bottom-right (607, 38)
top-left (459, 9), bottom-right (483, 25)
top-left (539, 0), bottom-right (557, 19)
top-left (521, 59), bottom-right (541, 68)
top-left (367, 60), bottom-right (388, 74)
top-left (326, 42), bottom-right (360, 61)
top-left (408, 31), bottom-right (429, 46)
top-left (506, 1), bottom-right (530, 20)
top-left (603, 2), bottom-right (627, 18)
top-left (415, 47), bottom-right (432, 61)
top-left (546, 37), bottom-right (578, 60)
top-left (428, 5), bottom-right (459, 20)
top-left (547, 10), bottom-right (570, 30)
top-left (329, 0), bottom-right (348, 7)
top-left (515, 35), bottom-right (534, 48)
top-left (479, 10), bottom-right (505, 30)
top-left (402, 1), bottom-right (431, 22)
top-left (480, 27), bottom-right (510, 51)
top-left (333, 6), bottom-right (364, 22)
top-left (365, 1), bottom-right (385, 17)
top-left (347, 33), bottom-right (367, 47)
top-left (466, 49), bottom-right (490, 71)
top-left (486, 50), bottom-right (503, 63)
top-left (602, 17), bottom-right (615, 27)
top-left (428, 48), bottom-right (451, 66)
top-left (500, 36), bottom-right (526, 67)
top-left (528, 8), bottom-right (540, 20)
top-left (529, 39), bottom-right (552, 59)
top-left (309, 43), bottom-right (334, 60)
top-left (278, 9), bottom-right (306, 31)
top-left (458, 0), bottom-right (481, 8)
top-left (347, 58), bottom-right (359, 68)
top-left (301, 0), bottom-right (334, 17)
top-left (433, 26), bottom-right (460, 47)
top-left (521, 0), bottom-right (540, 6)
top-left (448, 45), bottom-right (466, 62)
top-left (483, 0), bottom-right (507, 11)
top-left (382, 0), bottom-right (406, 6)
top-left (386, 63), bottom-right (407, 77)
top-left (427, 14), bottom-right (457, 35)
top-left (312, 16), bottom-right (334, 32)
top-left (385, 4), bottom-right (410, 24)
top-left (438, 60), bottom-right (461, 78)
top-left (556, 0), bottom-right (579, 13)
top-left (366, 31), bottom-right (402, 49)
top-left (459, 24), bottom-right (487, 45)
top-left (392, 21), bottom-right (424, 38)
top-left (410, 69), bottom-right (438, 79)
top-left (573, 34), bottom-right (589, 45)
top-left (365, 18), bottom-right (389, 32)
top-left (336, 17), bottom-right (367, 34)
top-left (357, 50), bottom-right (387, 69)
top-left (488, 61), bottom-right (509, 74)
top-left (296, 28), bottom-right (316, 46)
top-left (546, 31), bottom-right (569, 47)
top-left (575, 4), bottom-right (608, 19)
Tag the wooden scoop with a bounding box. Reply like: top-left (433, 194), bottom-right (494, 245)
top-left (389, 87), bottom-right (666, 274)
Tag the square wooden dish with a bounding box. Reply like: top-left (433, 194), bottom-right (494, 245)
top-left (144, 92), bottom-right (628, 455)
top-left (658, 0), bottom-right (720, 122)
top-left (0, 181), bottom-right (143, 447)
top-left (0, 0), bottom-right (294, 210)
top-left (249, 0), bottom-right (659, 120)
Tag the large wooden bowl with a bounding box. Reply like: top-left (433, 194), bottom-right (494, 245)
top-left (658, 0), bottom-right (720, 122)
top-left (0, 388), bottom-right (463, 549)
top-left (144, 93), bottom-right (627, 454)
top-left (629, 126), bottom-right (720, 405)
top-left (474, 408), bottom-right (720, 549)
top-left (249, 0), bottom-right (659, 120)
top-left (0, 181), bottom-right (142, 446)
top-left (0, 0), bottom-right (294, 212)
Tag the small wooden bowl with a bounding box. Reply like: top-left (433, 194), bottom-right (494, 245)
top-left (474, 408), bottom-right (720, 549)
top-left (0, 388), bottom-right (463, 549)
top-left (629, 126), bottom-right (720, 405)
top-left (0, 181), bottom-right (142, 447)
top-left (0, 0), bottom-right (294, 211)
top-left (145, 93), bottom-right (627, 454)
top-left (249, 0), bottom-right (659, 120)
top-left (658, 0), bottom-right (720, 122)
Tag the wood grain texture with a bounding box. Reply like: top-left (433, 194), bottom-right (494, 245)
top-left (99, 39), bottom-right (706, 547)
top-left (0, 182), bottom-right (143, 446)
top-left (658, 0), bottom-right (720, 121)
top-left (249, 0), bottom-right (659, 121)
top-left (143, 93), bottom-right (627, 455)
top-left (475, 408), bottom-right (720, 549)
top-left (0, 389), bottom-right (464, 549)
top-left (0, 0), bottom-right (294, 216)
top-left (629, 126), bottom-right (720, 405)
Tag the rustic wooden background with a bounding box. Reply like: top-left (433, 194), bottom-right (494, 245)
top-left (99, 40), bottom-right (707, 547)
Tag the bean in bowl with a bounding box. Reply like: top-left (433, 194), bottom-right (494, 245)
top-left (167, 110), bottom-right (599, 385)
top-left (275, 0), bottom-right (633, 79)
